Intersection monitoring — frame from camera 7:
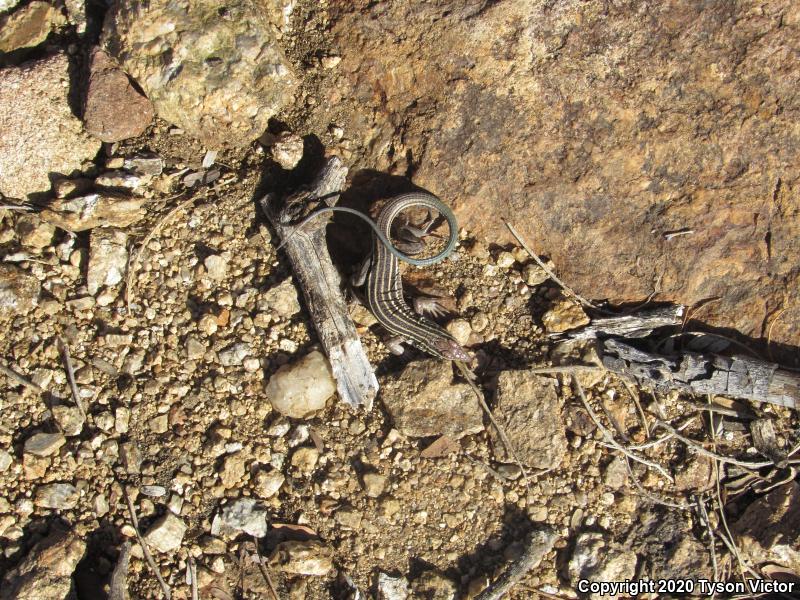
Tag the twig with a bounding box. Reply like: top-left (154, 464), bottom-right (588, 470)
top-left (621, 379), bottom-right (649, 439)
top-left (654, 421), bottom-right (772, 470)
top-left (0, 363), bottom-right (42, 391)
top-left (475, 528), bottom-right (557, 600)
top-left (695, 495), bottom-right (719, 581)
top-left (624, 458), bottom-right (688, 509)
top-left (572, 375), bottom-right (674, 482)
top-left (526, 366), bottom-right (603, 375)
top-left (253, 535), bottom-right (281, 600)
top-left (123, 488), bottom-right (171, 600)
top-left (766, 307), bottom-right (786, 363)
top-left (57, 337), bottom-right (86, 419)
top-left (126, 191), bottom-right (194, 313)
top-left (188, 557), bottom-right (199, 600)
top-left (620, 415), bottom-right (698, 451)
top-left (455, 360), bottom-right (531, 487)
top-left (503, 220), bottom-right (599, 310)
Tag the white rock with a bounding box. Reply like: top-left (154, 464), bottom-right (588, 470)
top-left (211, 498), bottom-right (268, 538)
top-left (265, 350), bottom-right (336, 418)
top-left (0, 449), bottom-right (12, 472)
top-left (93, 494), bottom-right (109, 517)
top-left (87, 228), bottom-right (128, 295)
top-left (218, 342), bottom-right (251, 367)
top-left (254, 470), bottom-right (285, 499)
top-left (143, 513), bottom-right (187, 553)
top-left (270, 131), bottom-right (304, 169)
top-left (260, 277), bottom-right (300, 318)
top-left (377, 572), bottom-right (410, 600)
top-left (204, 254), bottom-right (228, 281)
top-left (34, 483), bottom-right (79, 509)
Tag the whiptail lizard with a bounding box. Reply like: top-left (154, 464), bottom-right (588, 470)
top-left (287, 191), bottom-right (470, 361)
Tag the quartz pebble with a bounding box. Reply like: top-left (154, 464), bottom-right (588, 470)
top-left (266, 350), bottom-right (335, 418)
top-left (143, 513), bottom-right (187, 553)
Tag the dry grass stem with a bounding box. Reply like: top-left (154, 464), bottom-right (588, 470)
top-left (572, 375), bottom-right (674, 482)
top-left (0, 363), bottom-right (42, 391)
top-left (654, 421), bottom-right (772, 470)
top-left (253, 536), bottom-right (281, 600)
top-left (622, 379), bottom-right (650, 439)
top-left (503, 220), bottom-right (599, 310)
top-left (123, 488), bottom-right (172, 600)
top-left (57, 337), bottom-right (86, 419)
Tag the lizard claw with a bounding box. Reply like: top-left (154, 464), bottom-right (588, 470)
top-left (413, 296), bottom-right (451, 318)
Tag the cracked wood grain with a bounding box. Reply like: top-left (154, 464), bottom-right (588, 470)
top-left (260, 156), bottom-right (377, 411)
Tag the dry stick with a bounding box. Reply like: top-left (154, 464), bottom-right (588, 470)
top-left (623, 458), bottom-right (688, 510)
top-left (0, 363), bottom-right (42, 391)
top-left (123, 488), bottom-right (172, 600)
top-left (695, 495), bottom-right (719, 581)
top-left (253, 535), bottom-right (281, 600)
top-left (503, 220), bottom-right (599, 310)
top-left (766, 306), bottom-right (787, 363)
top-left (620, 415), bottom-right (698, 451)
top-left (125, 191), bottom-right (194, 312)
top-left (475, 529), bottom-right (557, 600)
top-left (526, 365), bottom-right (602, 375)
top-left (571, 375), bottom-right (674, 482)
top-left (57, 337), bottom-right (86, 419)
top-left (188, 557), bottom-right (199, 600)
top-left (621, 379), bottom-right (650, 439)
top-left (455, 360), bottom-right (531, 487)
top-left (654, 421), bottom-right (772, 470)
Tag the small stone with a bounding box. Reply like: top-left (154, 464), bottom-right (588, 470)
top-left (261, 277), bottom-right (300, 318)
top-left (603, 456), bottom-right (629, 490)
top-left (220, 453), bottom-right (247, 489)
top-left (0, 1), bottom-right (61, 53)
top-left (320, 55), bottom-right (342, 69)
top-left (269, 540), bottom-right (333, 576)
top-left (198, 314), bottom-right (218, 335)
top-left (40, 194), bottom-right (147, 232)
top-left (0, 264), bottom-right (40, 316)
top-left (243, 357), bottom-right (261, 372)
top-left (0, 449), bottom-right (13, 472)
top-left (290, 447), bottom-right (319, 474)
top-left (34, 483), bottom-right (79, 509)
top-left (15, 215), bottom-right (55, 250)
top-left (522, 263), bottom-right (550, 287)
top-left (95, 170), bottom-right (149, 190)
top-left (211, 498), bottom-right (269, 538)
top-left (254, 470), bottom-right (285, 499)
top-left (568, 533), bottom-right (636, 598)
top-left (469, 311), bottom-right (489, 333)
top-left (445, 319), bottom-right (472, 346)
top-left (143, 513), bottom-right (187, 553)
top-left (218, 342), bottom-right (251, 367)
top-left (381, 359), bottom-right (483, 439)
top-left (377, 572), bottom-right (410, 600)
top-left (93, 411), bottom-right (115, 432)
top-left (334, 507), bottom-right (362, 530)
top-left (149, 414), bottom-right (168, 434)
top-left (541, 299), bottom-right (590, 334)
top-left (361, 472), bottom-right (388, 498)
top-left (84, 48), bottom-right (155, 142)
top-left (204, 254), bottom-right (228, 281)
top-left (270, 131), bottom-right (304, 169)
top-left (52, 405), bottom-right (85, 437)
top-left (266, 350), bottom-right (336, 419)
top-left (120, 441), bottom-right (142, 474)
top-left (115, 407), bottom-right (130, 434)
top-left (185, 336), bottom-right (205, 359)
top-left (412, 570), bottom-right (457, 600)
top-left (23, 432), bottom-right (66, 457)
top-left (495, 251), bottom-right (516, 268)
top-left (141, 485), bottom-right (167, 497)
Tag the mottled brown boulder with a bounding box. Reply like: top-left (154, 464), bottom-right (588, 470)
top-left (309, 0), bottom-right (800, 345)
top-left (83, 48), bottom-right (154, 142)
top-left (0, 528), bottom-right (86, 600)
top-left (0, 1), bottom-right (62, 54)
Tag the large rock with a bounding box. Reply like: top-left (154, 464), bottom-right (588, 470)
top-left (40, 193), bottom-right (146, 232)
top-left (381, 359), bottom-right (483, 439)
top-left (733, 481), bottom-right (800, 573)
top-left (0, 528), bottom-right (86, 600)
top-left (309, 0), bottom-right (800, 344)
top-left (102, 0), bottom-right (298, 147)
top-left (0, 264), bottom-right (39, 316)
top-left (0, 1), bottom-right (62, 53)
top-left (0, 54), bottom-right (101, 199)
top-left (490, 370), bottom-right (566, 469)
top-left (83, 48), bottom-right (154, 142)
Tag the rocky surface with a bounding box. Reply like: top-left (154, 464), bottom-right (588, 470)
top-left (490, 370), bottom-right (566, 469)
top-left (308, 0), bottom-right (800, 344)
top-left (0, 54), bottom-right (101, 199)
top-left (102, 0), bottom-right (299, 147)
top-left (381, 359), bottom-right (484, 439)
top-left (83, 48), bottom-right (154, 142)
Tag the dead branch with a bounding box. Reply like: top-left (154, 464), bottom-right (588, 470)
top-left (123, 488), bottom-right (171, 600)
top-left (56, 337), bottom-right (86, 419)
top-left (556, 305), bottom-right (685, 340)
top-left (260, 156), bottom-right (377, 411)
top-left (0, 363), bottom-right (42, 391)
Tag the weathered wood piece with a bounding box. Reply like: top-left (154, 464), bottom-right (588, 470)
top-left (556, 305), bottom-right (685, 340)
top-left (260, 157), bottom-right (378, 411)
top-left (601, 338), bottom-right (799, 410)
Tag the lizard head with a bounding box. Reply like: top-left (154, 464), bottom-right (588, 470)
top-left (431, 338), bottom-right (472, 362)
